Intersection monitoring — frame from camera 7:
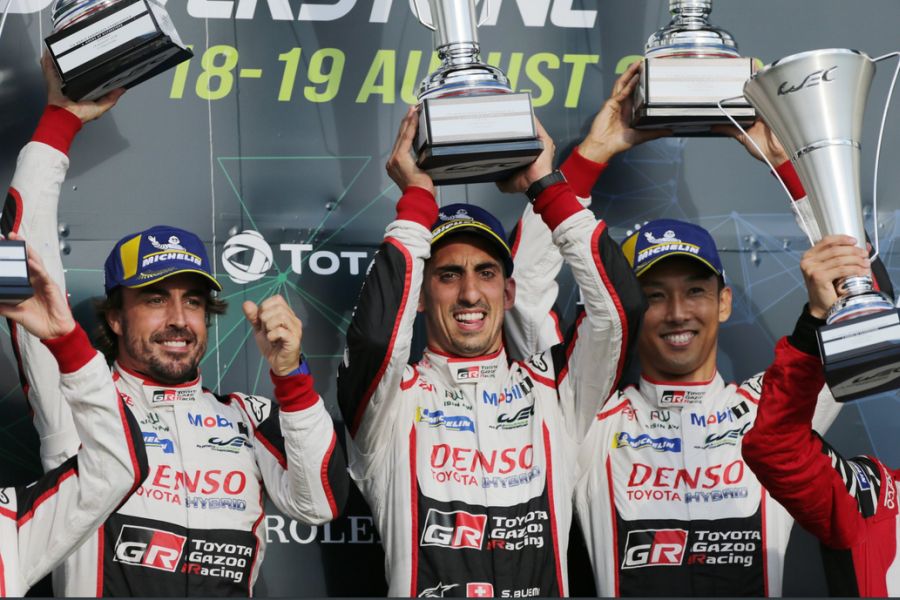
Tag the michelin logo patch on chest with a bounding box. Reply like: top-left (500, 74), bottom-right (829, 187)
top-left (416, 407), bottom-right (475, 433)
top-left (614, 431), bottom-right (682, 453)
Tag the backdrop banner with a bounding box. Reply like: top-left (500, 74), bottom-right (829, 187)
top-left (2, 1), bottom-right (900, 596)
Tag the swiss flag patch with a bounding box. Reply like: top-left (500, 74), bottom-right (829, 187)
top-left (467, 582), bottom-right (494, 597)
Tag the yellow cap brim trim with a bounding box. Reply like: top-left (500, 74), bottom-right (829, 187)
top-left (125, 269), bottom-right (223, 292)
top-left (431, 221), bottom-right (511, 256)
top-left (634, 253), bottom-right (720, 278)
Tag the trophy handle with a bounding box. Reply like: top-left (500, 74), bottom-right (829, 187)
top-left (868, 51), bottom-right (900, 264)
top-left (478, 0), bottom-right (492, 27)
top-left (717, 95), bottom-right (818, 243)
top-left (412, 0), bottom-right (436, 31)
top-left (0, 0), bottom-right (12, 43)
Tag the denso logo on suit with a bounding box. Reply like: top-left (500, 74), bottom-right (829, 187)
top-left (624, 460), bottom-right (745, 502)
top-left (429, 444), bottom-right (536, 488)
top-left (421, 509), bottom-right (487, 550)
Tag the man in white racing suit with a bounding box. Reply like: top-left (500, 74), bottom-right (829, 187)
top-left (2, 56), bottom-right (348, 596)
top-left (0, 238), bottom-right (148, 596)
top-left (336, 108), bottom-right (645, 597)
top-left (505, 61), bottom-right (893, 596)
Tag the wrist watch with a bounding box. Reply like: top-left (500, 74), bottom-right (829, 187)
top-left (526, 170), bottom-right (567, 202)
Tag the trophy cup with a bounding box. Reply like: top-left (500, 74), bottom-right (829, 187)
top-left (45, 0), bottom-right (193, 101)
top-left (632, 0), bottom-right (755, 135)
top-left (413, 0), bottom-right (543, 185)
top-left (741, 48), bottom-right (900, 401)
top-left (0, 241), bottom-right (33, 303)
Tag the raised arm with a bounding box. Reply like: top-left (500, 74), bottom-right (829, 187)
top-left (743, 235), bottom-right (881, 550)
top-left (3, 243), bottom-right (147, 591)
top-left (4, 56), bottom-right (124, 469)
top-left (500, 121), bottom-right (646, 442)
top-left (231, 295), bottom-right (348, 524)
top-left (505, 61), bottom-right (666, 360)
top-left (336, 108), bottom-right (436, 476)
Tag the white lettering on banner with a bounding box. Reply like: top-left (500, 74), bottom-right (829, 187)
top-left (280, 244), bottom-right (368, 275)
top-left (265, 514), bottom-right (380, 544)
top-left (102, 0), bottom-right (594, 26)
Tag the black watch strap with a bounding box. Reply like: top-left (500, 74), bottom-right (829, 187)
top-left (526, 170), bottom-right (567, 202)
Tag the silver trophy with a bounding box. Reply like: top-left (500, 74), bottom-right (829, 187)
top-left (741, 48), bottom-right (900, 401)
top-left (45, 0), bottom-right (192, 101)
top-left (632, 0), bottom-right (755, 135)
top-left (413, 0), bottom-right (543, 185)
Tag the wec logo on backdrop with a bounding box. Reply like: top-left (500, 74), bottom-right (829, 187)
top-left (222, 230), bottom-right (368, 284)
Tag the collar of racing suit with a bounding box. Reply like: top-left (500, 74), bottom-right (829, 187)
top-left (637, 372), bottom-right (725, 408)
top-left (419, 346), bottom-right (511, 387)
top-left (113, 361), bottom-right (205, 405)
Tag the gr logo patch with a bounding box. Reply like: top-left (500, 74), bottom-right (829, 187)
top-left (113, 525), bottom-right (186, 572)
top-left (421, 509), bottom-right (487, 550)
top-left (621, 529), bottom-right (687, 569)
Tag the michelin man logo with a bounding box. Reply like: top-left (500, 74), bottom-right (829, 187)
top-left (644, 230), bottom-right (681, 245)
top-left (148, 235), bottom-right (186, 251)
top-left (438, 208), bottom-right (473, 222)
top-left (222, 231), bottom-right (274, 284)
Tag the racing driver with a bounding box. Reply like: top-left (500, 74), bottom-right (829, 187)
top-left (743, 234), bottom-right (900, 598)
top-left (0, 237), bottom-right (148, 596)
top-left (2, 56), bottom-right (348, 596)
top-left (335, 106), bottom-right (644, 597)
top-left (505, 61), bottom-right (894, 595)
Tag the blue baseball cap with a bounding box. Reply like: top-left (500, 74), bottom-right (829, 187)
top-left (431, 203), bottom-right (513, 276)
top-left (104, 225), bottom-right (222, 294)
top-left (621, 219), bottom-right (723, 278)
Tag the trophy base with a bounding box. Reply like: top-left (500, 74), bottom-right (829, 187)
top-left (817, 308), bottom-right (900, 401)
top-left (417, 139), bottom-right (544, 185)
top-left (827, 290), bottom-right (896, 324)
top-left (632, 56), bottom-right (756, 136)
top-left (416, 93), bottom-right (541, 185)
top-left (0, 241), bottom-right (33, 304)
top-left (0, 286), bottom-right (36, 304)
top-left (632, 106), bottom-right (756, 136)
top-left (45, 0), bottom-right (193, 101)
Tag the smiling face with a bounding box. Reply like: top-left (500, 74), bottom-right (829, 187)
top-left (107, 273), bottom-right (210, 384)
top-left (637, 256), bottom-right (732, 383)
top-left (419, 234), bottom-right (515, 358)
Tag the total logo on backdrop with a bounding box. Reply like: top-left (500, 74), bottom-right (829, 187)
top-left (221, 230), bottom-right (369, 284)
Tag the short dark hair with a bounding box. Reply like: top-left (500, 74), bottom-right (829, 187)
top-left (93, 286), bottom-right (227, 363)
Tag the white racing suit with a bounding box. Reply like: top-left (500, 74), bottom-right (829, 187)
top-left (336, 183), bottom-right (645, 597)
top-left (0, 326), bottom-right (148, 596)
top-left (4, 106), bottom-right (349, 596)
top-left (503, 148), bottom-right (891, 596)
